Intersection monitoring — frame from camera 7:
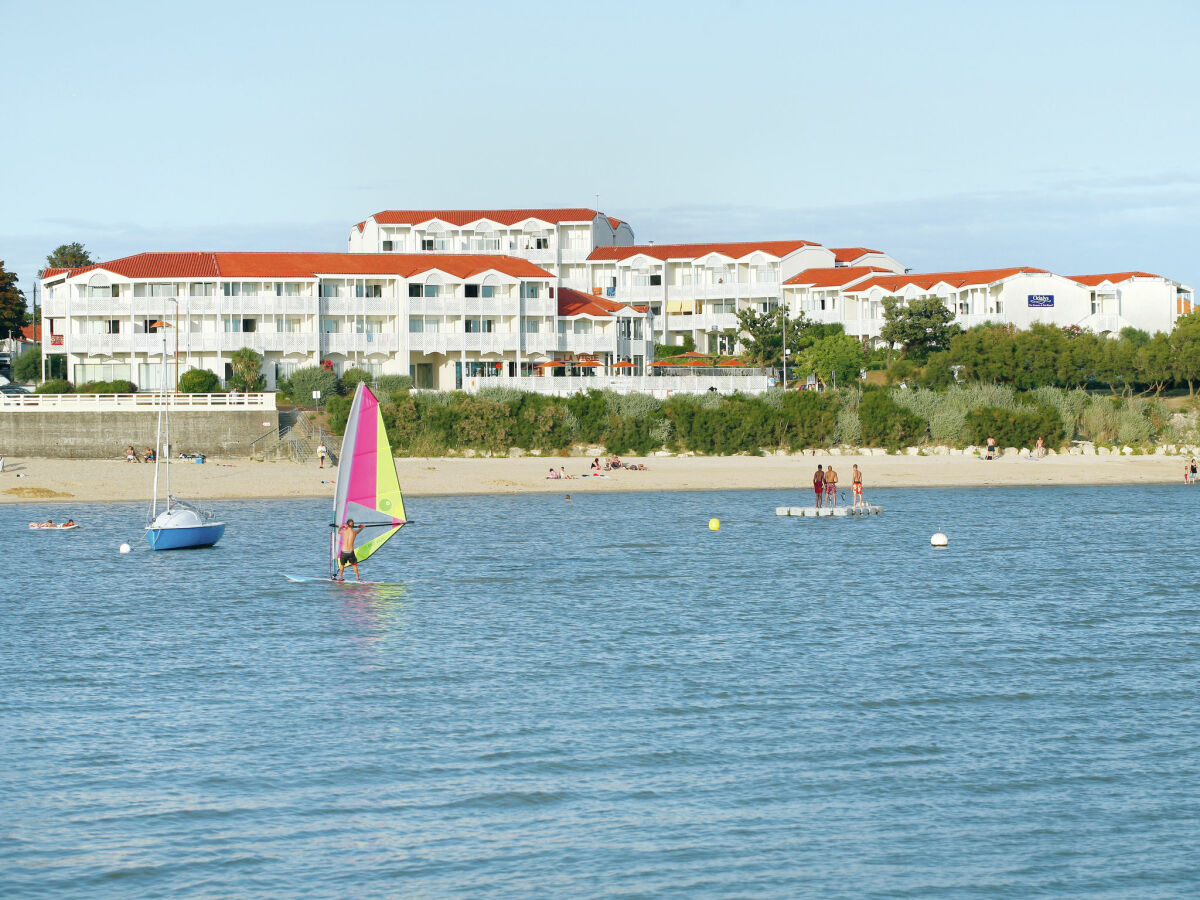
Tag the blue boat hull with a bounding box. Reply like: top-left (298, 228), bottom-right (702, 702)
top-left (146, 522), bottom-right (226, 550)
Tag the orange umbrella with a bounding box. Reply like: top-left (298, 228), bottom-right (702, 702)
top-left (611, 361), bottom-right (637, 368)
top-left (718, 358), bottom-right (746, 367)
top-left (673, 350), bottom-right (713, 358)
top-left (535, 360), bottom-right (566, 368)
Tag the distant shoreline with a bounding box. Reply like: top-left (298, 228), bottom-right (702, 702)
top-left (0, 453), bottom-right (1191, 506)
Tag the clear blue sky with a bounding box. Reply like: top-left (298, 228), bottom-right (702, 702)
top-left (2, 0), bottom-right (1198, 303)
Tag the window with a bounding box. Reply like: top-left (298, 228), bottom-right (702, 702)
top-left (382, 240), bottom-right (394, 251)
top-left (421, 237), bottom-right (449, 251)
top-left (573, 320), bottom-right (592, 335)
top-left (632, 319), bottom-right (643, 340)
top-left (424, 284), bottom-right (439, 298)
top-left (409, 317), bottom-right (424, 333)
top-left (189, 283), bottom-right (215, 297)
top-left (141, 318), bottom-right (164, 333)
top-left (520, 283), bottom-right (540, 299)
top-left (535, 237), bottom-right (549, 250)
top-left (465, 319), bottom-right (494, 333)
top-left (222, 316), bottom-right (240, 332)
top-left (356, 284), bottom-right (383, 298)
top-left (274, 282), bottom-right (305, 296)
top-left (617, 319), bottom-right (631, 339)
top-left (105, 319), bottom-right (120, 335)
top-left (523, 319), bottom-right (540, 333)
top-left (408, 284), bottom-right (422, 298)
top-left (482, 285), bottom-right (495, 298)
top-left (754, 265), bottom-right (777, 283)
top-left (465, 284), bottom-right (480, 298)
top-left (319, 283), bottom-right (342, 298)
top-left (242, 318), bottom-right (257, 333)
top-left (321, 319), bottom-right (340, 333)
top-left (88, 284), bottom-right (119, 298)
top-left (135, 283), bottom-right (177, 298)
top-left (221, 282), bottom-right (259, 297)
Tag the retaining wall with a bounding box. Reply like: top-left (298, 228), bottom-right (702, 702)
top-left (0, 409), bottom-right (278, 458)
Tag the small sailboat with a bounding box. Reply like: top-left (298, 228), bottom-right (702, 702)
top-left (287, 383), bottom-right (407, 582)
top-left (145, 317), bottom-right (226, 550)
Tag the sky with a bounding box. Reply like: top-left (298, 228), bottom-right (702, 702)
top-left (2, 0), bottom-right (1198, 302)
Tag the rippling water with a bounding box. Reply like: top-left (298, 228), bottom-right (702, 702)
top-left (3, 486), bottom-right (1199, 898)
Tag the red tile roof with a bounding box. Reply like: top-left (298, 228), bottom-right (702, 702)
top-left (831, 247), bottom-right (885, 262)
top-left (21, 324), bottom-right (41, 342)
top-left (587, 239), bottom-right (820, 263)
top-left (557, 287), bottom-right (636, 318)
top-left (607, 217), bottom-right (627, 230)
top-left (369, 208), bottom-right (601, 227)
top-left (784, 266), bottom-right (890, 288)
top-left (41, 267), bottom-right (70, 279)
top-left (844, 267), bottom-right (1050, 293)
top-left (44, 251), bottom-right (552, 281)
top-left (1070, 272), bottom-right (1161, 286)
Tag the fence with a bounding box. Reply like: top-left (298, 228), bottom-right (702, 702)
top-left (0, 392), bottom-right (277, 411)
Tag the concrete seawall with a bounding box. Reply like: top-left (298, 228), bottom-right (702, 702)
top-left (0, 409), bottom-right (278, 458)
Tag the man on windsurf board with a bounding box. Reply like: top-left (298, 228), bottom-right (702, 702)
top-left (336, 519), bottom-right (365, 581)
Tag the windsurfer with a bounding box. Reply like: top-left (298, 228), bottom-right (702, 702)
top-left (336, 519), bottom-right (365, 581)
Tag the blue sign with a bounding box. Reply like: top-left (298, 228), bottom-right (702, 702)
top-left (1028, 294), bottom-right (1054, 308)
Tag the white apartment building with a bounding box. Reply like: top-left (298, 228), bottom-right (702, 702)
top-left (348, 208), bottom-right (634, 289)
top-left (582, 241), bottom-right (905, 351)
top-left (784, 266), bottom-right (1195, 342)
top-left (40, 251), bottom-right (655, 392)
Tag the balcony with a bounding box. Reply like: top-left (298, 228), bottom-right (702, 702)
top-left (843, 318), bottom-right (884, 338)
top-left (556, 333), bottom-right (615, 353)
top-left (322, 297), bottom-right (394, 316)
top-left (322, 333), bottom-right (403, 355)
top-left (1080, 313), bottom-right (1125, 334)
top-left (666, 312), bottom-right (740, 333)
top-left (407, 332), bottom-right (520, 354)
top-left (406, 296), bottom-right (517, 316)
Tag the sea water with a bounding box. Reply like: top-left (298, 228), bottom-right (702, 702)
top-left (2, 486), bottom-right (1198, 898)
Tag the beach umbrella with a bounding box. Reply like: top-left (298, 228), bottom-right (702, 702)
top-left (718, 358), bottom-right (746, 366)
top-left (611, 361), bottom-right (636, 368)
top-left (649, 359), bottom-right (682, 368)
top-left (673, 350), bottom-right (713, 358)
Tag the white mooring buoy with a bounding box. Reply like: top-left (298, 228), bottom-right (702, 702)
top-left (119, 543), bottom-right (131, 554)
top-left (930, 532), bottom-right (948, 548)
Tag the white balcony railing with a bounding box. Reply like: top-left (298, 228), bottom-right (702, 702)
top-left (322, 297), bottom-right (394, 316)
top-left (1080, 313), bottom-right (1124, 334)
top-left (665, 312), bottom-right (740, 333)
top-left (555, 333), bottom-right (615, 352)
top-left (407, 332), bottom-right (520, 354)
top-left (0, 392), bottom-right (276, 411)
top-left (322, 333), bottom-right (403, 354)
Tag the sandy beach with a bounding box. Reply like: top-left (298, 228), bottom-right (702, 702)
top-left (0, 451), bottom-right (1190, 505)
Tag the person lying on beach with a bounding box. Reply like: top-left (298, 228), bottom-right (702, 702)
top-left (547, 468), bottom-right (560, 479)
top-left (559, 467), bottom-right (573, 480)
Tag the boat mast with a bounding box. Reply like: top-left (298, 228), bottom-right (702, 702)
top-left (151, 323), bottom-right (165, 519)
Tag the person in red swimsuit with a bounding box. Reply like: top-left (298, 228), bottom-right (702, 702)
top-left (813, 465), bottom-right (825, 507)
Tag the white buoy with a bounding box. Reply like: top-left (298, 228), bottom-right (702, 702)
top-left (930, 532), bottom-right (948, 547)
top-left (119, 543), bottom-right (131, 554)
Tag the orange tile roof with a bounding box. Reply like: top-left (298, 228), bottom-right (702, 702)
top-left (45, 251), bottom-right (553, 281)
top-left (369, 208), bottom-right (601, 227)
top-left (21, 324), bottom-right (41, 342)
top-left (607, 217), bottom-right (627, 230)
top-left (41, 267), bottom-right (70, 279)
top-left (831, 247), bottom-right (885, 262)
top-left (557, 287), bottom-right (637, 318)
top-left (1070, 272), bottom-right (1161, 286)
top-left (587, 239), bottom-right (820, 262)
top-left (844, 267), bottom-right (1050, 293)
top-left (784, 266), bottom-right (890, 288)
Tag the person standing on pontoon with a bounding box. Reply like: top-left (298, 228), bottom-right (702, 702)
top-left (852, 464), bottom-right (864, 508)
top-left (825, 464), bottom-right (839, 508)
top-left (812, 465), bottom-right (825, 508)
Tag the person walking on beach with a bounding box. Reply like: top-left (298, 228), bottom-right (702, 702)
top-left (1034, 436), bottom-right (1045, 459)
top-left (1190, 458), bottom-right (1197, 484)
top-left (825, 464), bottom-right (839, 508)
top-left (317, 441), bottom-right (328, 469)
top-left (851, 464), bottom-right (864, 508)
top-left (336, 519), bottom-right (365, 582)
top-left (985, 436), bottom-right (996, 461)
top-left (813, 464), bottom-right (825, 508)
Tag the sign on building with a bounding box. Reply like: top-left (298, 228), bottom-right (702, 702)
top-left (1028, 295), bottom-right (1054, 307)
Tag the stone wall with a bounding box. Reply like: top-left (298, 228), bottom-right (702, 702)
top-left (0, 410), bottom-right (278, 458)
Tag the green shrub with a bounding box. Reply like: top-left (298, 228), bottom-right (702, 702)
top-left (859, 390), bottom-right (927, 449)
top-left (35, 379), bottom-right (73, 394)
top-left (326, 394), bottom-right (352, 435)
top-left (375, 374), bottom-right (413, 396)
top-left (965, 404), bottom-right (1064, 449)
top-left (341, 367), bottom-right (374, 393)
top-left (179, 368), bottom-right (221, 393)
top-left (79, 379), bottom-right (137, 393)
top-left (286, 366), bottom-right (340, 406)
top-left (12, 345), bottom-right (41, 383)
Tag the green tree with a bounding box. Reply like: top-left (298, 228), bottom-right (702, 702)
top-left (285, 365), bottom-right (339, 405)
top-left (794, 333), bottom-right (865, 389)
top-left (734, 307), bottom-right (813, 369)
top-left (179, 368), bottom-right (221, 393)
top-left (0, 261), bottom-right (29, 336)
top-left (879, 296), bottom-right (962, 361)
top-left (12, 344), bottom-right (42, 382)
top-left (1135, 333), bottom-right (1174, 395)
top-left (43, 243), bottom-right (94, 271)
top-left (1169, 312), bottom-right (1200, 395)
top-left (227, 347), bottom-right (265, 392)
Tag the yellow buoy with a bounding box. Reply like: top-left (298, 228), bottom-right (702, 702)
top-left (709, 518), bottom-right (721, 531)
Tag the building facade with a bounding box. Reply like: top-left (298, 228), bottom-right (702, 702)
top-left (784, 267), bottom-right (1194, 342)
top-left (40, 252), bottom-right (655, 391)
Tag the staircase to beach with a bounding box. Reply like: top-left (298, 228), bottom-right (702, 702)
top-left (251, 407), bottom-right (341, 465)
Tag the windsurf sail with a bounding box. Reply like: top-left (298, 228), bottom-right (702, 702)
top-left (332, 383), bottom-right (407, 568)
